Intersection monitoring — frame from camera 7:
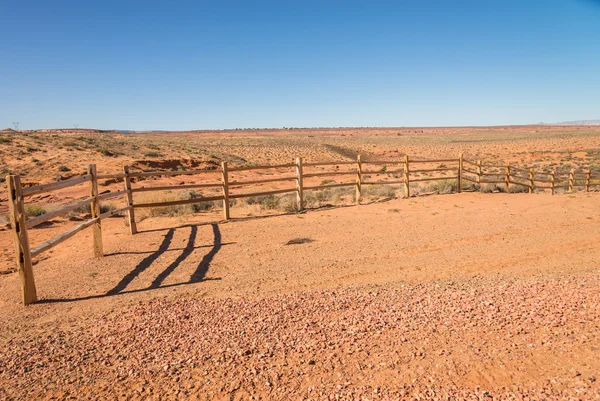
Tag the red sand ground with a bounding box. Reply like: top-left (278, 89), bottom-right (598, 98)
top-left (1, 192), bottom-right (599, 399)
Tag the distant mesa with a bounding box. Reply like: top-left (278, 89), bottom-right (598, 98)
top-left (1, 127), bottom-right (16, 132)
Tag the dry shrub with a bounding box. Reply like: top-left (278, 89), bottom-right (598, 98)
top-left (304, 187), bottom-right (355, 207)
top-left (425, 179), bottom-right (457, 194)
top-left (70, 202), bottom-right (118, 216)
top-left (508, 184), bottom-right (529, 193)
top-left (279, 195), bottom-right (302, 213)
top-left (137, 190), bottom-right (218, 218)
top-left (480, 184), bottom-right (506, 193)
top-left (244, 194), bottom-right (280, 210)
top-left (461, 182), bottom-right (480, 192)
top-left (362, 184), bottom-right (397, 199)
top-left (24, 204), bottom-right (46, 217)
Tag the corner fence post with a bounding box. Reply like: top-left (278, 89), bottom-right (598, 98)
top-left (221, 161), bottom-right (230, 220)
top-left (551, 170), bottom-right (556, 195)
top-left (403, 155), bottom-right (410, 198)
top-left (87, 164), bottom-right (103, 257)
top-left (568, 169), bottom-right (574, 193)
top-left (505, 163), bottom-right (510, 193)
top-left (458, 153), bottom-right (463, 193)
top-left (586, 170), bottom-right (591, 192)
top-left (123, 166), bottom-right (137, 234)
top-left (295, 157), bottom-right (304, 211)
top-left (529, 168), bottom-right (535, 194)
top-left (356, 155), bottom-right (362, 204)
top-left (7, 175), bottom-right (37, 305)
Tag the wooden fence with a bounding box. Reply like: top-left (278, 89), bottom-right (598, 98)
top-left (5, 154), bottom-right (600, 305)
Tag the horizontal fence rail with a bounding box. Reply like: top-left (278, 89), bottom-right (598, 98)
top-left (22, 175), bottom-right (92, 197)
top-left (5, 154), bottom-right (600, 306)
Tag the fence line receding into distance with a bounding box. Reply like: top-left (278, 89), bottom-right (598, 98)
top-left (5, 154), bottom-right (600, 305)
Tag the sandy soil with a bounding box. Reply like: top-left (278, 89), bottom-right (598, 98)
top-left (1, 192), bottom-right (599, 399)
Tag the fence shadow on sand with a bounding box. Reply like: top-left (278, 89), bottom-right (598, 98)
top-left (38, 223), bottom-right (227, 304)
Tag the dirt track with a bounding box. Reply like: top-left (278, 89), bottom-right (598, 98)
top-left (1, 192), bottom-right (599, 399)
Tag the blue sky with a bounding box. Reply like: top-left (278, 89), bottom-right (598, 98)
top-left (1, 0), bottom-right (599, 130)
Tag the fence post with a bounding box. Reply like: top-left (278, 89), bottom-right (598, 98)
top-left (123, 166), bottom-right (137, 234)
top-left (6, 175), bottom-right (37, 305)
top-left (221, 161), bottom-right (230, 220)
top-left (87, 164), bottom-right (103, 257)
top-left (504, 163), bottom-right (510, 193)
top-left (403, 155), bottom-right (410, 198)
top-left (586, 170), bottom-right (591, 192)
top-left (551, 170), bottom-right (556, 195)
top-left (529, 168), bottom-right (535, 194)
top-left (356, 155), bottom-right (362, 204)
top-left (477, 160), bottom-right (482, 186)
top-left (568, 169), bottom-right (574, 193)
top-left (457, 153), bottom-right (463, 193)
top-left (296, 157), bottom-right (304, 211)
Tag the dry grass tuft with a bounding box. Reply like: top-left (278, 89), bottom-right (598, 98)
top-left (24, 204), bottom-right (47, 218)
top-left (137, 190), bottom-right (218, 218)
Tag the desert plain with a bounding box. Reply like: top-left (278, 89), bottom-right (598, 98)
top-left (0, 125), bottom-right (599, 400)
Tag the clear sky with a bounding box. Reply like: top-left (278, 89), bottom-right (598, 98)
top-left (1, 0), bottom-right (599, 130)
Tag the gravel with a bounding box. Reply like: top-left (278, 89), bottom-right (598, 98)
top-left (1, 273), bottom-right (599, 400)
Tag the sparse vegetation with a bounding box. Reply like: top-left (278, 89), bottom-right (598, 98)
top-left (425, 179), bottom-right (458, 194)
top-left (136, 190), bottom-right (218, 218)
top-left (362, 184), bottom-right (397, 199)
top-left (509, 184), bottom-right (529, 193)
top-left (244, 194), bottom-right (280, 210)
top-left (24, 204), bottom-right (47, 218)
top-left (97, 149), bottom-right (114, 157)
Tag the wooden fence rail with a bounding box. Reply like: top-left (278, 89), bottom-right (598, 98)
top-left (6, 155), bottom-right (600, 305)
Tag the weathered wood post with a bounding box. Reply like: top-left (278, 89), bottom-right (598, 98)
top-left (403, 155), bottom-right (410, 198)
top-left (221, 161), bottom-right (230, 220)
top-left (529, 168), bottom-right (535, 194)
top-left (356, 155), bottom-right (362, 204)
top-left (504, 163), bottom-right (510, 193)
top-left (87, 164), bottom-right (103, 257)
top-left (6, 175), bottom-right (37, 305)
top-left (568, 169), bottom-right (574, 193)
top-left (477, 160), bottom-right (482, 186)
top-left (123, 166), bottom-right (137, 234)
top-left (551, 170), bottom-right (556, 195)
top-left (457, 153), bottom-right (463, 193)
top-left (586, 170), bottom-right (591, 192)
top-left (295, 157), bottom-right (304, 211)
